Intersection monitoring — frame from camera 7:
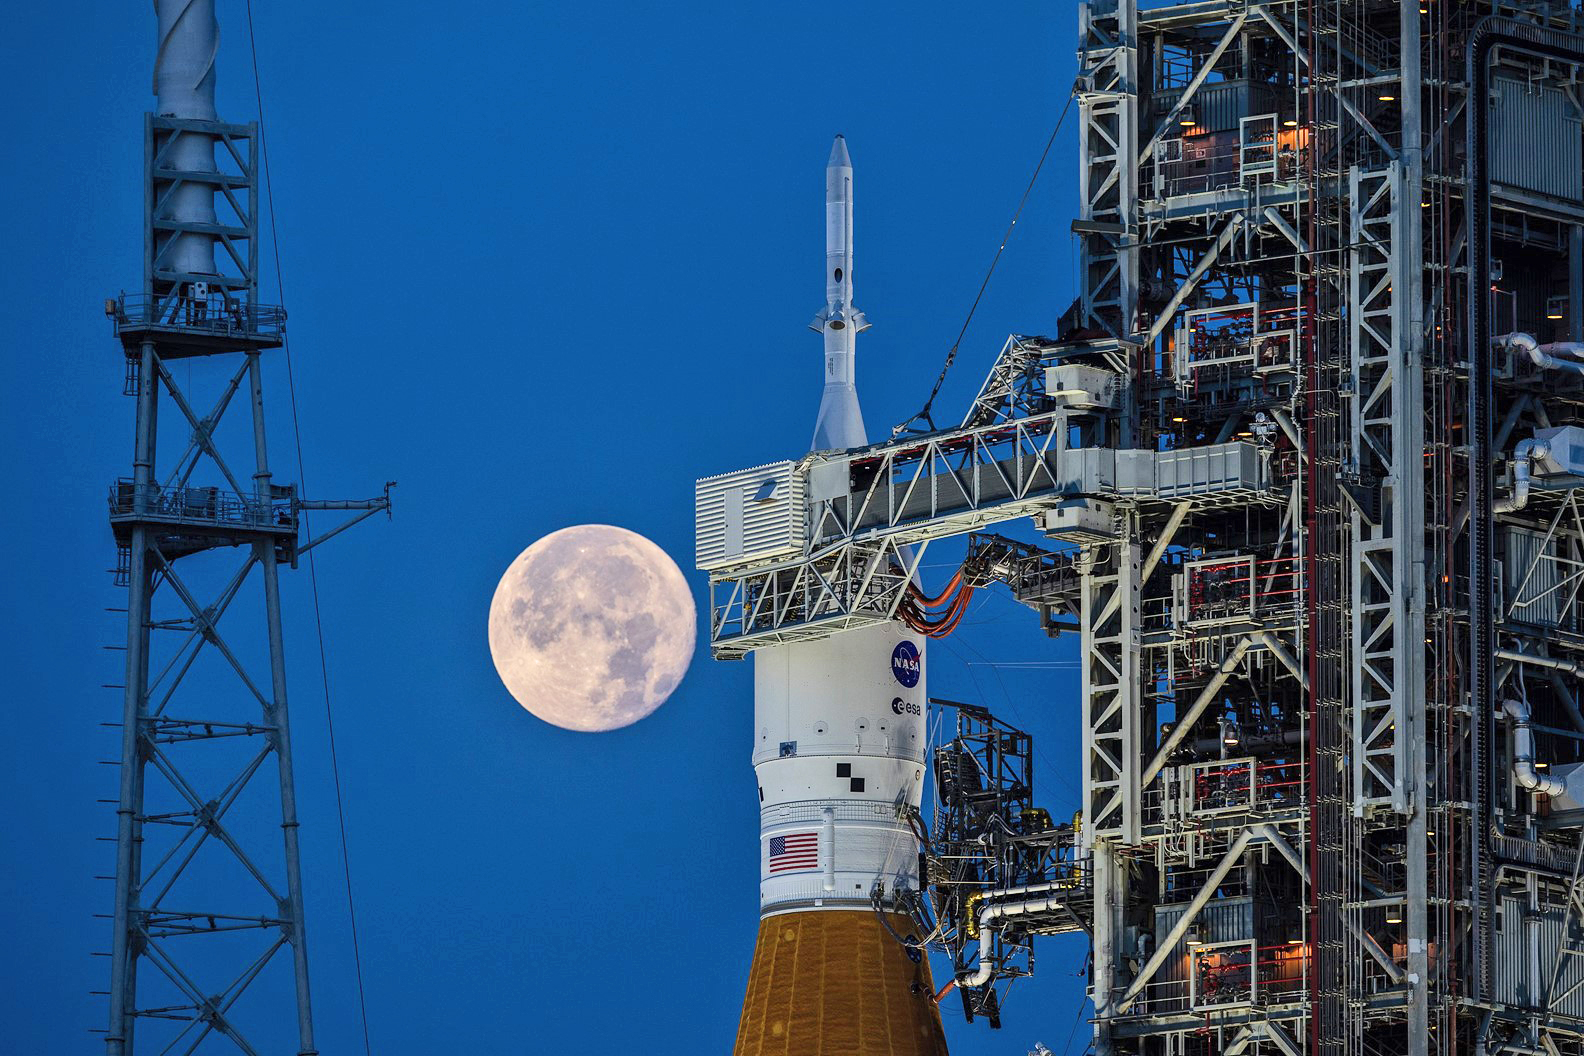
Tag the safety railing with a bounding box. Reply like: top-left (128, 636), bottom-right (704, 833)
top-left (108, 480), bottom-right (295, 532)
top-left (109, 292), bottom-right (286, 342)
top-left (1179, 553), bottom-right (1304, 627)
top-left (1149, 129), bottom-right (1310, 201)
top-left (1123, 943), bottom-right (1309, 1017)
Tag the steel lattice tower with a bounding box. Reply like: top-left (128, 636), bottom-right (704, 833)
top-left (101, 4), bottom-right (387, 1053)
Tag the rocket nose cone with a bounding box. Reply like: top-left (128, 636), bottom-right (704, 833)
top-left (828, 134), bottom-right (851, 169)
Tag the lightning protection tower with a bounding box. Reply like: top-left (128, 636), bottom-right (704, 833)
top-left (100, 3), bottom-right (388, 1052)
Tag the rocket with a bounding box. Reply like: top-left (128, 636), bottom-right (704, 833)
top-left (734, 138), bottom-right (950, 1056)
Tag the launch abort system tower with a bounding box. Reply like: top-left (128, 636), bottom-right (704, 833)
top-left (100, 3), bottom-right (386, 1052)
top-left (698, 2), bottom-right (1584, 1054)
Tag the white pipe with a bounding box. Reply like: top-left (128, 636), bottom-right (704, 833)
top-left (1495, 650), bottom-right (1584, 734)
top-left (944, 873), bottom-right (1083, 994)
top-left (970, 877), bottom-right (1082, 903)
top-left (1494, 437), bottom-right (1550, 513)
top-left (959, 891), bottom-right (1072, 988)
top-left (1500, 332), bottom-right (1584, 376)
top-left (1503, 699), bottom-right (1567, 797)
top-left (1496, 648), bottom-right (1584, 679)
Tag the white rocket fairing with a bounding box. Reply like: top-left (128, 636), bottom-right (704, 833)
top-left (753, 137), bottom-right (930, 918)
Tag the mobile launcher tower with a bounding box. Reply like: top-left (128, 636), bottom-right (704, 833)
top-left (696, 3), bottom-right (1584, 1055)
top-left (99, 3), bottom-right (386, 1053)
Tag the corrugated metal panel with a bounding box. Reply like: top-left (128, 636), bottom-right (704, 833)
top-left (1494, 892), bottom-right (1584, 1020)
top-left (1494, 894), bottom-right (1528, 1010)
top-left (737, 912), bottom-right (949, 1054)
top-left (695, 461), bottom-right (804, 571)
top-left (1492, 76), bottom-right (1584, 202)
top-left (1151, 442), bottom-right (1263, 499)
top-left (1555, 905), bottom-right (1584, 1022)
top-left (1154, 897), bottom-right (1255, 986)
top-left (1066, 443), bottom-right (1264, 499)
top-left (1157, 81), bottom-right (1279, 134)
top-left (1503, 526), bottom-right (1571, 630)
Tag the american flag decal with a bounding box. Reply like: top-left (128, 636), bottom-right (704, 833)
top-left (768, 832), bottom-right (819, 873)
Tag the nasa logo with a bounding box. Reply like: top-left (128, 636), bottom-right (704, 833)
top-left (891, 641), bottom-right (921, 688)
top-left (891, 697), bottom-right (921, 716)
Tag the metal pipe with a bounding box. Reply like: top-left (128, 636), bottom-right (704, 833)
top-left (1142, 631), bottom-right (1300, 786)
top-left (1503, 698), bottom-right (1567, 797)
top-left (1493, 436), bottom-right (1549, 514)
top-left (959, 890), bottom-right (1072, 988)
top-left (971, 876), bottom-right (1084, 903)
top-left (1497, 648), bottom-right (1584, 679)
top-left (1499, 332), bottom-right (1584, 375)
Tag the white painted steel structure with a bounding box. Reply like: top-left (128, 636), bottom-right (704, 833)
top-left (697, 3), bottom-right (1584, 1055)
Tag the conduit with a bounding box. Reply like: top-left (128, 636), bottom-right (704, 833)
top-left (1497, 648), bottom-right (1584, 680)
top-left (1494, 437), bottom-right (1550, 514)
top-left (1498, 651), bottom-right (1584, 735)
top-left (1500, 332), bottom-right (1584, 376)
top-left (900, 566), bottom-right (975, 638)
top-left (1503, 699), bottom-right (1567, 797)
top-left (953, 875), bottom-right (1090, 989)
top-left (958, 890), bottom-right (1074, 989)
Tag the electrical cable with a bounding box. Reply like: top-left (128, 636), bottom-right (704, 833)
top-left (894, 89), bottom-right (1078, 438)
top-left (900, 562), bottom-right (981, 638)
top-left (912, 567), bottom-right (966, 608)
top-left (1059, 994), bottom-right (1092, 1056)
top-left (245, 6), bottom-right (374, 1053)
top-left (902, 583), bottom-right (977, 638)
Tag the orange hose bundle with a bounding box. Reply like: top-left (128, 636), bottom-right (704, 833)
top-left (900, 568), bottom-right (974, 639)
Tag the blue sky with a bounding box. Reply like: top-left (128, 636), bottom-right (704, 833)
top-left (3, 2), bottom-right (1096, 1052)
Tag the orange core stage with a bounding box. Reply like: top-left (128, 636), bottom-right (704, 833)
top-left (734, 910), bottom-right (950, 1056)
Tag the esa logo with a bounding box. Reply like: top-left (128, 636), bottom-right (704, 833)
top-left (890, 641), bottom-right (921, 688)
top-left (892, 697), bottom-right (921, 716)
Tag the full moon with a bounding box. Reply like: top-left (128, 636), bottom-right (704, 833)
top-left (487, 524), bottom-right (696, 732)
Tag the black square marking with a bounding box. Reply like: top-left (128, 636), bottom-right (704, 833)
top-left (850, 777), bottom-right (865, 793)
top-left (836, 763), bottom-right (851, 778)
